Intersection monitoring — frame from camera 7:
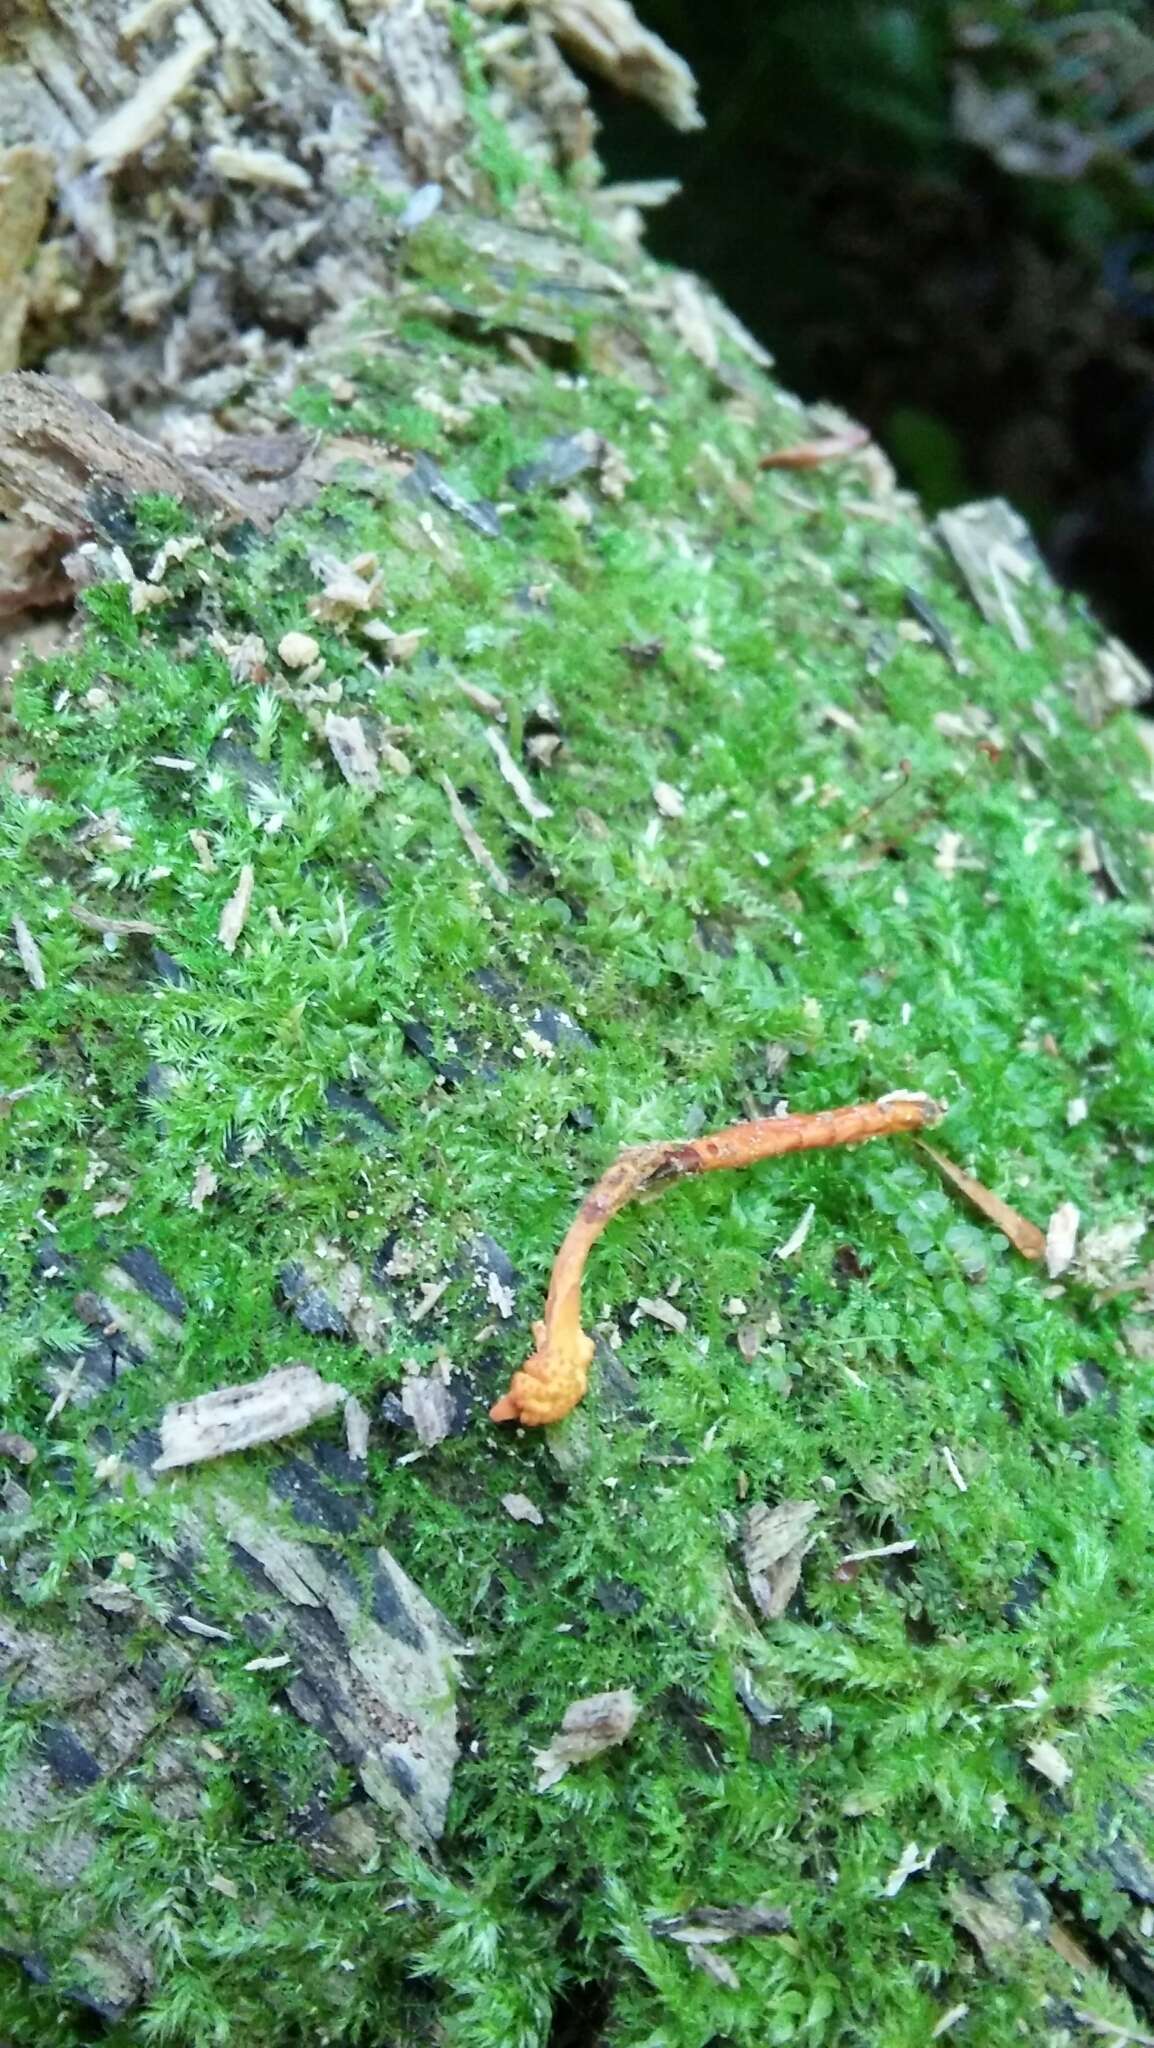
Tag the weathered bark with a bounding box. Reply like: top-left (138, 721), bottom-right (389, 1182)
top-left (2, 1248), bottom-right (463, 2021)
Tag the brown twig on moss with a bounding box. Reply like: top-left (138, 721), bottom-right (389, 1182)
top-left (491, 1091), bottom-right (945, 1427)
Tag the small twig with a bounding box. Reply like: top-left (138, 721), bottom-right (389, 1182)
top-left (492, 1091), bottom-right (944, 1427)
top-left (483, 725), bottom-right (552, 823)
top-left (440, 773), bottom-right (510, 895)
top-left (71, 905), bottom-right (161, 937)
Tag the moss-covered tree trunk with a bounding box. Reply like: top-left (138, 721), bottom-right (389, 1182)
top-left (3, 7), bottom-right (1154, 2047)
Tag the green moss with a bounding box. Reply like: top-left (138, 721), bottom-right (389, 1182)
top-left (3, 245), bottom-right (1154, 2048)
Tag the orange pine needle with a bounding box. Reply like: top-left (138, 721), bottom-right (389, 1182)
top-left (758, 427), bottom-right (870, 471)
top-left (914, 1139), bottom-right (1046, 1261)
top-left (491, 1091), bottom-right (945, 1427)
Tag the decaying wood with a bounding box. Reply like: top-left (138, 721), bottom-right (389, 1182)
top-left (492, 1092), bottom-right (945, 1426)
top-left (0, 1474), bottom-right (461, 2013)
top-left (0, 373), bottom-right (252, 532)
top-left (208, 1492), bottom-right (461, 1849)
top-left (0, 0), bottom-right (668, 444)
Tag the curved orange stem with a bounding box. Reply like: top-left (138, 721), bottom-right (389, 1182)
top-left (491, 1091), bottom-right (944, 1427)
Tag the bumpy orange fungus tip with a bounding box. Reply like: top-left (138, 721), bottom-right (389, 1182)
top-left (492, 1092), bottom-right (945, 1428)
top-left (489, 1323), bottom-right (595, 1427)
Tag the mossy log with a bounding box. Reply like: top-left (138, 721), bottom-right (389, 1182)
top-left (2, 7), bottom-right (1154, 2047)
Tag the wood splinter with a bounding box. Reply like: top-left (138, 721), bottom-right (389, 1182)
top-left (491, 1090), bottom-right (945, 1427)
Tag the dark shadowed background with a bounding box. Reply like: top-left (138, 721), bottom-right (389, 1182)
top-left (589, 0), bottom-right (1154, 664)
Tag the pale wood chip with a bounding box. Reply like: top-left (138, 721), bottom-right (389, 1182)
top-left (409, 1277), bottom-right (451, 1325)
top-left (635, 1295), bottom-right (687, 1334)
top-left (310, 554), bottom-right (381, 622)
top-left (324, 712), bottom-right (381, 795)
top-left (667, 273), bottom-right (719, 369)
top-left (1072, 2007), bottom-right (1154, 2046)
top-left (208, 145), bottom-right (312, 192)
top-left (486, 1269), bottom-right (515, 1318)
top-left (533, 1688), bottom-right (639, 1790)
top-left (1026, 1737), bottom-right (1073, 1790)
top-left (454, 677), bottom-right (505, 718)
top-left (129, 577), bottom-right (170, 614)
top-left (84, 30), bottom-right (217, 172)
top-left (176, 1614), bottom-right (233, 1640)
top-left (1045, 1201), bottom-right (1081, 1279)
top-left (12, 914), bottom-right (45, 990)
top-left (189, 829), bottom-right (216, 873)
top-left (743, 1500), bottom-right (818, 1621)
top-left (440, 773), bottom-right (510, 894)
top-left (931, 2006), bottom-right (971, 2039)
top-left (883, 1841), bottom-right (936, 1897)
top-left (686, 1946), bottom-right (739, 1990)
top-left (46, 1355), bottom-right (89, 1423)
top-left (840, 1539), bottom-right (917, 1566)
top-left (502, 1492), bottom-right (545, 1526)
top-left (189, 1161), bottom-right (218, 1212)
top-left (153, 1364), bottom-right (347, 1472)
top-left (940, 1444), bottom-right (968, 1493)
top-left (344, 1395), bottom-right (371, 1463)
top-left (364, 623), bottom-right (428, 663)
top-left (400, 1371), bottom-right (456, 1448)
top-left (776, 1203), bottom-right (815, 1260)
top-left (936, 500), bottom-right (1042, 651)
top-left (218, 864), bottom-right (255, 954)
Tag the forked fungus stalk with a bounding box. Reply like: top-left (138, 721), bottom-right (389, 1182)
top-left (491, 1092), bottom-right (945, 1427)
